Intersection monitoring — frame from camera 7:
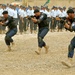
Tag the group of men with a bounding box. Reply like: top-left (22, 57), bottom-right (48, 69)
top-left (0, 4), bottom-right (75, 34)
top-left (0, 3), bottom-right (75, 68)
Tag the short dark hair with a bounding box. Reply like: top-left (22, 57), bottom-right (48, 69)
top-left (67, 9), bottom-right (74, 14)
top-left (2, 11), bottom-right (8, 15)
top-left (34, 9), bottom-right (39, 13)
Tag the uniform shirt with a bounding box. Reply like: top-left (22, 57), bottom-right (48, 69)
top-left (45, 11), bottom-right (51, 17)
top-left (66, 18), bottom-right (75, 31)
top-left (51, 9), bottom-right (57, 17)
top-left (3, 16), bottom-right (17, 29)
top-left (19, 9), bottom-right (24, 18)
top-left (13, 9), bottom-right (18, 18)
top-left (2, 8), bottom-right (8, 16)
top-left (62, 17), bottom-right (75, 31)
top-left (6, 7), bottom-right (10, 11)
top-left (59, 11), bottom-right (65, 18)
top-left (7, 8), bottom-right (14, 17)
top-left (40, 9), bottom-right (48, 15)
top-left (56, 9), bottom-right (61, 17)
top-left (18, 8), bottom-right (21, 16)
top-left (32, 10), bottom-right (35, 16)
top-left (71, 19), bottom-right (75, 31)
top-left (27, 9), bottom-right (34, 16)
top-left (3, 8), bottom-right (8, 12)
top-left (23, 10), bottom-right (27, 17)
top-left (35, 13), bottom-right (49, 29)
top-left (0, 8), bottom-right (3, 16)
top-left (63, 10), bottom-right (67, 17)
top-left (16, 7), bottom-right (19, 14)
top-left (40, 9), bottom-right (45, 13)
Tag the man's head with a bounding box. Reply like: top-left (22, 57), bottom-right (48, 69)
top-left (67, 9), bottom-right (75, 19)
top-left (63, 6), bottom-right (66, 10)
top-left (2, 4), bottom-right (7, 9)
top-left (2, 11), bottom-right (8, 18)
top-left (34, 9), bottom-right (40, 17)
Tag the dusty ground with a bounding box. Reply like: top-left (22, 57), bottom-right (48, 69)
top-left (0, 31), bottom-right (75, 75)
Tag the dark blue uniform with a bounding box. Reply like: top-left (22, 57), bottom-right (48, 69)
top-left (3, 16), bottom-right (17, 46)
top-left (66, 18), bottom-right (75, 58)
top-left (35, 13), bottom-right (49, 48)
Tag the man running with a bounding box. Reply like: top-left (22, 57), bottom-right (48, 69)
top-left (0, 11), bottom-right (17, 51)
top-left (61, 9), bottom-right (75, 68)
top-left (31, 9), bottom-right (49, 55)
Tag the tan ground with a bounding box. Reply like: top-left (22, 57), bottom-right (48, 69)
top-left (0, 31), bottom-right (75, 75)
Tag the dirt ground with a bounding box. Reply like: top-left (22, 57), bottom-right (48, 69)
top-left (0, 31), bottom-right (75, 75)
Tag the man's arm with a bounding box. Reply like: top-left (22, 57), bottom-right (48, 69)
top-left (31, 14), bottom-right (47, 23)
top-left (64, 22), bottom-right (73, 31)
top-left (71, 24), bottom-right (75, 31)
top-left (0, 19), bottom-right (9, 26)
top-left (37, 14), bottom-right (47, 23)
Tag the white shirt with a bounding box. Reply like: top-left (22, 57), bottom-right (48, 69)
top-left (7, 8), bottom-right (14, 17)
top-left (18, 8), bottom-right (21, 16)
top-left (3, 8), bottom-right (8, 11)
top-left (0, 8), bottom-right (3, 16)
top-left (27, 9), bottom-right (34, 16)
top-left (40, 10), bottom-right (44, 13)
top-left (59, 11), bottom-right (65, 17)
top-left (63, 10), bottom-right (67, 17)
top-left (51, 9), bottom-right (57, 17)
top-left (45, 11), bottom-right (51, 17)
top-left (13, 9), bottom-right (18, 18)
top-left (19, 9), bottom-right (24, 18)
top-left (40, 9), bottom-right (47, 14)
top-left (23, 10), bottom-right (27, 17)
top-left (56, 9), bottom-right (61, 17)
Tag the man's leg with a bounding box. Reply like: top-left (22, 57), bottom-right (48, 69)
top-left (34, 24), bottom-right (37, 34)
top-left (30, 20), bottom-right (34, 34)
top-left (5, 29), bottom-right (17, 51)
top-left (23, 18), bottom-right (27, 33)
top-left (62, 36), bottom-right (75, 68)
top-left (35, 28), bottom-right (49, 55)
top-left (19, 19), bottom-right (23, 34)
top-left (0, 26), bottom-right (2, 34)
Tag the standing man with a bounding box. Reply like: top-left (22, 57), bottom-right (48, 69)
top-left (23, 7), bottom-right (28, 33)
top-left (32, 9), bottom-right (49, 55)
top-left (13, 6), bottom-right (18, 26)
top-left (0, 4), bottom-right (3, 34)
top-left (61, 9), bottom-right (75, 68)
top-left (50, 6), bottom-right (57, 32)
top-left (27, 7), bottom-right (34, 34)
top-left (0, 11), bottom-right (17, 51)
top-left (18, 6), bottom-right (24, 34)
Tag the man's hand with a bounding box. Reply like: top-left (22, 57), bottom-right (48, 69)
top-left (0, 22), bottom-right (4, 25)
top-left (56, 17), bottom-right (61, 20)
top-left (31, 18), bottom-right (38, 23)
top-left (22, 20), bottom-right (24, 24)
top-left (64, 23), bottom-right (71, 29)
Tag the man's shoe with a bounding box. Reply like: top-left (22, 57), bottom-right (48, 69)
top-left (7, 46), bottom-right (11, 51)
top-left (44, 46), bottom-right (49, 54)
top-left (35, 47), bottom-right (41, 55)
top-left (61, 58), bottom-right (73, 68)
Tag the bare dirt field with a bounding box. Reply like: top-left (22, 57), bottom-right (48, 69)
top-left (0, 31), bottom-right (75, 75)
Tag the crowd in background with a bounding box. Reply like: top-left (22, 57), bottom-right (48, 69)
top-left (0, 4), bottom-right (75, 34)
